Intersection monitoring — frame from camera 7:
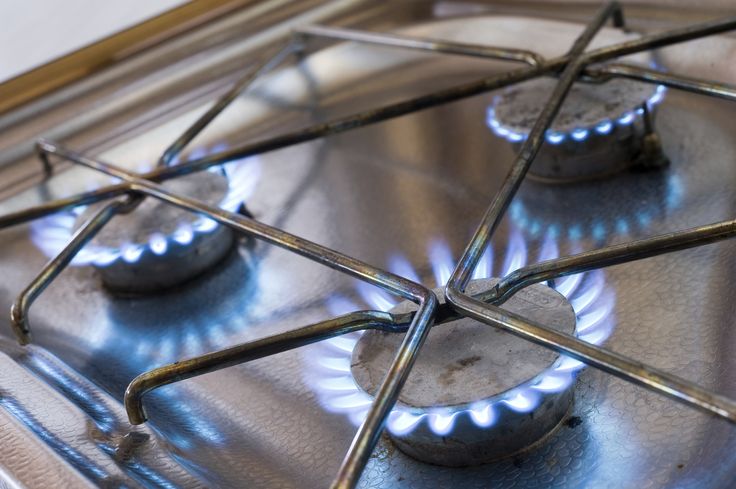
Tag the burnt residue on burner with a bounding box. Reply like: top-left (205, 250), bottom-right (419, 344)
top-left (352, 280), bottom-right (574, 407)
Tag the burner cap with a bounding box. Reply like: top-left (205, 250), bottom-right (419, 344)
top-left (75, 171), bottom-right (235, 294)
top-left (488, 76), bottom-right (667, 182)
top-left (351, 278), bottom-right (576, 466)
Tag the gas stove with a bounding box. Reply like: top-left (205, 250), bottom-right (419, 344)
top-left (1, 1), bottom-right (736, 488)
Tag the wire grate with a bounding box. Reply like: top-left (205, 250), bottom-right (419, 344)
top-left (2, 3), bottom-right (736, 487)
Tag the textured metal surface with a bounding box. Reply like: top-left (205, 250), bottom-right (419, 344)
top-left (1, 8), bottom-right (736, 489)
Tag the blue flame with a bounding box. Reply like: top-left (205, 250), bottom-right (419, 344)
top-left (304, 230), bottom-right (616, 437)
top-left (356, 281), bottom-right (397, 311)
top-left (595, 120), bottom-right (614, 135)
top-left (30, 145), bottom-right (261, 267)
top-left (546, 131), bottom-right (565, 145)
top-left (487, 82), bottom-right (667, 146)
top-left (571, 128), bottom-right (589, 141)
top-left (427, 239), bottom-right (454, 286)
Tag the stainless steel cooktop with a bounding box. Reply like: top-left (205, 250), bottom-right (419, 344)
top-left (1, 2), bottom-right (736, 488)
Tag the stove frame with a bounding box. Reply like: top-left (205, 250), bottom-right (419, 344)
top-left (2, 2), bottom-right (736, 488)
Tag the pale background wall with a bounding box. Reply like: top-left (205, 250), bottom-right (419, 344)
top-left (0, 0), bottom-right (185, 83)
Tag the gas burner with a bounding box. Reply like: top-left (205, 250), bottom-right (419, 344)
top-left (75, 171), bottom-right (233, 293)
top-left (305, 232), bottom-right (615, 465)
top-left (31, 148), bottom-right (261, 293)
top-left (354, 278), bottom-right (575, 466)
top-left (487, 76), bottom-right (668, 182)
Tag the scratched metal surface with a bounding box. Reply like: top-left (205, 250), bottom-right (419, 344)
top-left (1, 5), bottom-right (736, 489)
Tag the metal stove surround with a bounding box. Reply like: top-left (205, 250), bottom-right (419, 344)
top-left (1, 1), bottom-right (736, 488)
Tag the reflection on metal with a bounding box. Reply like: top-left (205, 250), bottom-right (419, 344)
top-left (25, 139), bottom-right (438, 489)
top-left (509, 172), bottom-right (684, 241)
top-left (4, 14), bottom-right (736, 226)
top-left (443, 4), bottom-right (736, 444)
top-left (2, 4), bottom-right (736, 488)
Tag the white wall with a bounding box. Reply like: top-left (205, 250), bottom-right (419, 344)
top-left (0, 0), bottom-right (185, 82)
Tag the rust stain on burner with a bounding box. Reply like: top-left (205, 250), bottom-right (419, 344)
top-left (458, 355), bottom-right (482, 367)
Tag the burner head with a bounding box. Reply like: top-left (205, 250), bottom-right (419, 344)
top-left (75, 171), bottom-right (235, 294)
top-left (351, 278), bottom-right (576, 466)
top-left (488, 77), bottom-right (667, 182)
